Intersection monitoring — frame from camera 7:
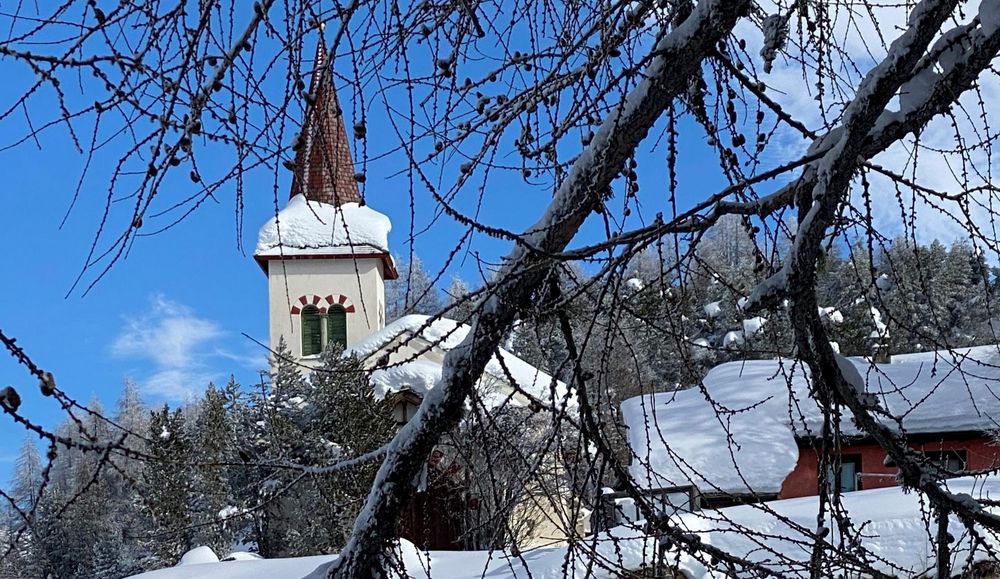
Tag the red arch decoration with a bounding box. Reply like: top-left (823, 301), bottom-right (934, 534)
top-left (289, 294), bottom-right (356, 315)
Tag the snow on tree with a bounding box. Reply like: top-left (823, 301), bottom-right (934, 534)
top-left (386, 256), bottom-right (444, 319)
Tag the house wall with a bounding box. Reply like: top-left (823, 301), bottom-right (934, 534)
top-left (266, 257), bottom-right (385, 362)
top-left (780, 434), bottom-right (1000, 499)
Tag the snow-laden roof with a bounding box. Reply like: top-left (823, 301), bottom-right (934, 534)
top-left (673, 475), bottom-right (1000, 578)
top-left (348, 315), bottom-right (466, 359)
top-left (623, 346), bottom-right (1000, 493)
top-left (348, 314), bottom-right (573, 409)
top-left (255, 194), bottom-right (391, 257)
top-left (369, 360), bottom-right (443, 398)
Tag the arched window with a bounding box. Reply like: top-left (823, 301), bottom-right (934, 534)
top-left (301, 305), bottom-right (323, 356)
top-left (327, 305), bottom-right (347, 349)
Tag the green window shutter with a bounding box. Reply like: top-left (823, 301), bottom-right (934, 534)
top-left (301, 306), bottom-right (323, 356)
top-left (327, 306), bottom-right (347, 349)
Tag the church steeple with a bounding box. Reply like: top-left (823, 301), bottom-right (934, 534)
top-left (289, 34), bottom-right (361, 206)
top-left (257, 31), bottom-right (395, 364)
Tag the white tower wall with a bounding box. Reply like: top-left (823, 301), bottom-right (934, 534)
top-left (266, 257), bottom-right (386, 364)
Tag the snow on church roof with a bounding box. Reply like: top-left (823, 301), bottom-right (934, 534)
top-left (255, 194), bottom-right (391, 257)
top-left (347, 314), bottom-right (573, 409)
top-left (622, 346), bottom-right (1000, 494)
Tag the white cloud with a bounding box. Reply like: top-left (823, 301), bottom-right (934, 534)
top-left (111, 294), bottom-right (227, 400)
top-left (213, 348), bottom-right (269, 371)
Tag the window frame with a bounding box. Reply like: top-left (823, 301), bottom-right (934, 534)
top-left (827, 454), bottom-right (863, 493)
top-left (300, 305), bottom-right (324, 356)
top-left (922, 449), bottom-right (967, 475)
top-left (327, 304), bottom-right (347, 349)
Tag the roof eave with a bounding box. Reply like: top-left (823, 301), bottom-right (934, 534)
top-left (254, 251), bottom-right (397, 279)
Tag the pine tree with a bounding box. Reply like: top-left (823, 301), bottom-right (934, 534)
top-left (309, 350), bottom-right (395, 550)
top-left (249, 339), bottom-right (310, 556)
top-left (821, 241), bottom-right (878, 356)
top-left (33, 400), bottom-right (137, 579)
top-left (10, 438), bottom-right (41, 511)
top-left (218, 375), bottom-right (257, 550)
top-left (114, 379), bottom-right (149, 464)
top-left (143, 405), bottom-right (195, 563)
top-left (939, 241), bottom-right (989, 345)
top-left (5, 438), bottom-right (44, 578)
top-left (190, 383), bottom-right (238, 555)
top-left (444, 275), bottom-right (476, 323)
top-left (253, 344), bottom-right (394, 556)
top-left (688, 214), bottom-right (762, 356)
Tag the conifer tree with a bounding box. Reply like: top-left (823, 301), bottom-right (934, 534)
top-left (249, 339), bottom-right (310, 556)
top-left (308, 349), bottom-right (394, 551)
top-left (445, 275), bottom-right (476, 323)
top-left (190, 383), bottom-right (238, 555)
top-left (386, 256), bottom-right (444, 318)
top-left (143, 405), bottom-right (195, 563)
top-left (10, 438), bottom-right (41, 512)
top-left (114, 379), bottom-right (149, 464)
top-left (5, 438), bottom-right (44, 578)
top-left (217, 375), bottom-right (257, 550)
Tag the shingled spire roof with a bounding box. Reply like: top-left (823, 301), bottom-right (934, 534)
top-left (289, 36), bottom-right (361, 206)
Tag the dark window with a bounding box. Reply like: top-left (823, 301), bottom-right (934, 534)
top-left (327, 305), bottom-right (347, 349)
top-left (923, 450), bottom-right (967, 475)
top-left (301, 305), bottom-right (323, 356)
top-left (827, 455), bottom-right (862, 493)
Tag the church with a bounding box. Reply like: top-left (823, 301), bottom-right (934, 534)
top-left (251, 38), bottom-right (579, 549)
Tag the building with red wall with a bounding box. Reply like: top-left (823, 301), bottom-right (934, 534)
top-left (622, 346), bottom-right (1000, 507)
top-left (781, 433), bottom-right (1000, 499)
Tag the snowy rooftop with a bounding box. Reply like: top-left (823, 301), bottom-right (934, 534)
top-left (127, 476), bottom-right (1000, 578)
top-left (255, 194), bottom-right (391, 257)
top-left (622, 346), bottom-right (1000, 494)
top-left (347, 314), bottom-right (573, 410)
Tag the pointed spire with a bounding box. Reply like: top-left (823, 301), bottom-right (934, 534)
top-left (289, 33), bottom-right (361, 206)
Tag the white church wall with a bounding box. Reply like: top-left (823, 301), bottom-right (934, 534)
top-left (266, 257), bottom-right (385, 361)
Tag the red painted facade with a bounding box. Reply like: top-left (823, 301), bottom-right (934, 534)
top-left (780, 433), bottom-right (1000, 499)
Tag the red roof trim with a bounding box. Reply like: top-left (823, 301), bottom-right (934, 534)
top-left (255, 252), bottom-right (398, 279)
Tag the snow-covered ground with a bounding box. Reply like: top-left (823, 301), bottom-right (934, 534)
top-left (126, 527), bottom-right (657, 579)
top-left (127, 476), bottom-right (1000, 578)
top-left (622, 348), bottom-right (1000, 494)
top-left (673, 475), bottom-right (1000, 578)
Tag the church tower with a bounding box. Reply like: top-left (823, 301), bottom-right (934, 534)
top-left (254, 36), bottom-right (396, 363)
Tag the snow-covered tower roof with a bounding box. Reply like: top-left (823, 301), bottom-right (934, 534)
top-left (253, 35), bottom-right (396, 278)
